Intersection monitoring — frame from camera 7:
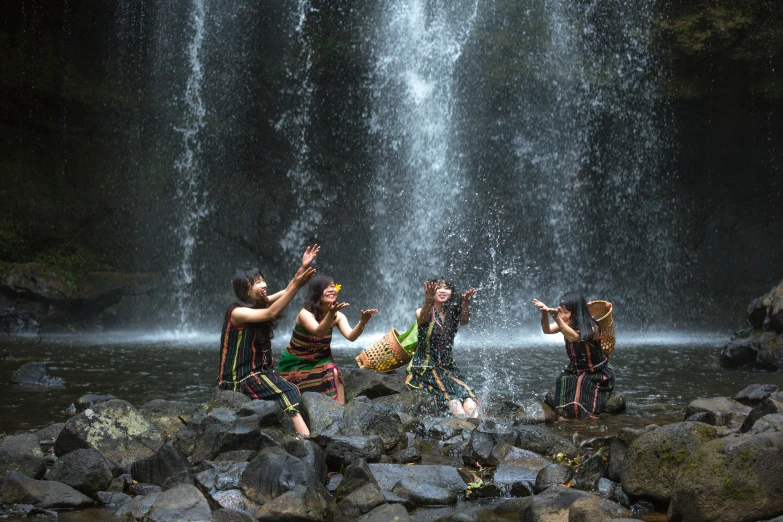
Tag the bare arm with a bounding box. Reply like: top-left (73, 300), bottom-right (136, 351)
top-left (298, 302), bottom-right (349, 338)
top-left (532, 298), bottom-right (560, 334)
top-left (551, 306), bottom-right (580, 341)
top-left (417, 281), bottom-right (438, 325)
top-left (233, 267), bottom-right (316, 326)
top-left (335, 309), bottom-right (378, 341)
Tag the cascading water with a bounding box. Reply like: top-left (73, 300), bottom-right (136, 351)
top-left (278, 0), bottom-right (328, 257)
top-left (172, 0), bottom-right (209, 329)
top-left (369, 0), bottom-right (481, 328)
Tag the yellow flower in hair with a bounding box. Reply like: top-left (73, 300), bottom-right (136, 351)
top-left (335, 284), bottom-right (342, 293)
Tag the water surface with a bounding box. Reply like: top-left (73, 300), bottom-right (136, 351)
top-left (1, 330), bottom-right (778, 436)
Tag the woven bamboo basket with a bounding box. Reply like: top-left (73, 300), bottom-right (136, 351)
top-left (588, 300), bottom-right (615, 358)
top-left (356, 328), bottom-right (411, 373)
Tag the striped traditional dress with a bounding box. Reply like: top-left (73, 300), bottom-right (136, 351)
top-left (217, 305), bottom-right (302, 416)
top-left (405, 310), bottom-right (477, 405)
top-left (554, 336), bottom-right (615, 419)
top-left (279, 324), bottom-right (342, 399)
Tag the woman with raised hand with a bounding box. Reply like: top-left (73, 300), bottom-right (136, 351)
top-left (532, 291), bottom-right (615, 419)
top-left (405, 278), bottom-right (479, 417)
top-left (279, 275), bottom-right (378, 404)
top-left (217, 245), bottom-right (319, 438)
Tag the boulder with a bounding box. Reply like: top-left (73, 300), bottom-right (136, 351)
top-left (139, 399), bottom-right (201, 439)
top-left (237, 399), bottom-right (290, 429)
top-left (721, 331), bottom-right (783, 370)
top-left (372, 388), bottom-right (437, 416)
top-left (9, 362), bottom-right (64, 386)
top-left (253, 486), bottom-right (336, 522)
top-left (603, 391), bottom-right (627, 414)
top-left (462, 429), bottom-right (517, 467)
top-left (131, 440), bottom-right (194, 489)
top-left (684, 397), bottom-right (752, 429)
top-left (607, 425), bottom-right (653, 482)
top-left (174, 408), bottom-right (278, 465)
top-left (193, 460), bottom-right (256, 514)
top-left (54, 399), bottom-right (164, 468)
top-left (492, 447), bottom-right (550, 497)
top-left (358, 503), bottom-right (411, 522)
top-left (0, 427), bottom-right (61, 479)
top-left (669, 432), bottom-right (783, 522)
top-left (514, 425), bottom-right (580, 458)
top-left (300, 391), bottom-right (344, 436)
top-left (392, 478), bottom-right (457, 506)
top-left (337, 482), bottom-right (386, 518)
top-left (739, 391), bottom-right (783, 433)
top-left (513, 400), bottom-right (557, 425)
top-left (96, 491), bottom-right (132, 507)
top-left (369, 463), bottom-right (466, 493)
top-left (319, 435), bottom-right (384, 470)
top-left (517, 485), bottom-right (629, 522)
top-left (144, 483), bottom-right (212, 522)
top-left (534, 462), bottom-right (573, 494)
top-left (283, 439), bottom-right (328, 485)
top-left (747, 413), bottom-right (783, 434)
top-left (334, 458), bottom-right (380, 502)
top-left (342, 396), bottom-right (404, 451)
top-left (45, 448), bottom-right (112, 496)
top-left (115, 491), bottom-right (161, 520)
top-left (206, 388), bottom-right (250, 412)
top-left (426, 417), bottom-right (477, 441)
top-left (0, 471), bottom-right (93, 509)
top-left (735, 383), bottom-right (780, 406)
top-left (77, 393), bottom-right (118, 410)
top-left (239, 447), bottom-right (327, 506)
top-left (342, 368), bottom-right (407, 403)
top-left (595, 477), bottom-right (630, 508)
top-left (620, 422), bottom-right (719, 502)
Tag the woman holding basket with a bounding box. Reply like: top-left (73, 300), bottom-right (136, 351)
top-left (279, 275), bottom-right (378, 404)
top-left (405, 278), bottom-right (479, 417)
top-left (532, 291), bottom-right (615, 419)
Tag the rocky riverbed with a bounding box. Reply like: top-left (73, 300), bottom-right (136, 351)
top-left (0, 362), bottom-right (781, 522)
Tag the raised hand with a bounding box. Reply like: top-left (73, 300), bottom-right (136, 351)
top-left (360, 309), bottom-right (378, 323)
top-left (461, 288), bottom-right (477, 303)
top-left (292, 267), bottom-right (316, 288)
top-left (301, 244), bottom-right (320, 269)
top-left (532, 298), bottom-right (550, 313)
top-left (424, 281), bottom-right (438, 298)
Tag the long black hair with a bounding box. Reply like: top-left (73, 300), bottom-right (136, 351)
top-left (303, 274), bottom-right (335, 322)
top-left (428, 278), bottom-right (462, 333)
top-left (224, 267), bottom-right (276, 345)
top-left (559, 291), bottom-right (598, 342)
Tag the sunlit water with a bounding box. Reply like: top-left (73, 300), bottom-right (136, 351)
top-left (1, 330), bottom-right (779, 436)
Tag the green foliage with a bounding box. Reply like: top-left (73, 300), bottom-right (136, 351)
top-left (35, 245), bottom-right (113, 290)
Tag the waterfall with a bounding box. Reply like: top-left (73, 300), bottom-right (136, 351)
top-left (369, 0), bottom-right (481, 327)
top-left (172, 0), bottom-right (208, 329)
top-left (278, 0), bottom-right (326, 256)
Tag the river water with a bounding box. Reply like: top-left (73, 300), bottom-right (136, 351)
top-left (1, 330), bottom-right (779, 436)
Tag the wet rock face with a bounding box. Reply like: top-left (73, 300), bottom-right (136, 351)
top-left (0, 471), bottom-right (94, 509)
top-left (54, 399), bottom-right (164, 468)
top-left (46, 448), bottom-right (113, 496)
top-left (670, 431), bottom-right (783, 522)
top-left (620, 421), bottom-right (720, 502)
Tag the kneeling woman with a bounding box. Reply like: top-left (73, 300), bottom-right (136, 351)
top-left (217, 245), bottom-right (319, 437)
top-left (532, 292), bottom-right (615, 419)
top-left (279, 275), bottom-right (378, 404)
top-left (406, 279), bottom-right (479, 417)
